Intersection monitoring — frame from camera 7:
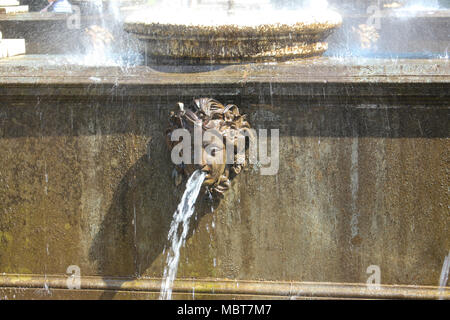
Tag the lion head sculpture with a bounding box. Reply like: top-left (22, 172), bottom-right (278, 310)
top-left (166, 98), bottom-right (254, 196)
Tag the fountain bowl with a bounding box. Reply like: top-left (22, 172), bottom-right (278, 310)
top-left (124, 8), bottom-right (342, 64)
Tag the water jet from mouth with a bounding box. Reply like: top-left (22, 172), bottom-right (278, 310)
top-left (159, 169), bottom-right (206, 300)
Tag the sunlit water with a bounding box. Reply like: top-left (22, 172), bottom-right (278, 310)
top-left (126, 0), bottom-right (340, 27)
top-left (159, 170), bottom-right (206, 300)
top-left (57, 0), bottom-right (141, 67)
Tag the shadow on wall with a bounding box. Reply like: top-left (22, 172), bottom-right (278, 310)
top-left (88, 143), bottom-right (218, 299)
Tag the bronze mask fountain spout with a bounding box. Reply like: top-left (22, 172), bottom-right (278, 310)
top-left (166, 98), bottom-right (253, 196)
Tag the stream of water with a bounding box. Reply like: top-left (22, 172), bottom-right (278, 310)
top-left (159, 170), bottom-right (206, 300)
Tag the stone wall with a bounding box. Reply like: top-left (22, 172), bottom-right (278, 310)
top-left (0, 58), bottom-right (448, 298)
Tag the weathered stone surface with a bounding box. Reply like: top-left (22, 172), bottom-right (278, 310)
top-left (0, 57), bottom-right (448, 298)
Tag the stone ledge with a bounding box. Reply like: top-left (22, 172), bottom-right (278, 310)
top-left (0, 56), bottom-right (448, 103)
top-left (0, 56), bottom-right (449, 83)
top-left (0, 273), bottom-right (448, 299)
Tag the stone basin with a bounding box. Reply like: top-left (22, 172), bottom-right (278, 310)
top-left (124, 8), bottom-right (342, 64)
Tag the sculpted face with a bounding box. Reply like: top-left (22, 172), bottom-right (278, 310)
top-left (166, 98), bottom-right (253, 195)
